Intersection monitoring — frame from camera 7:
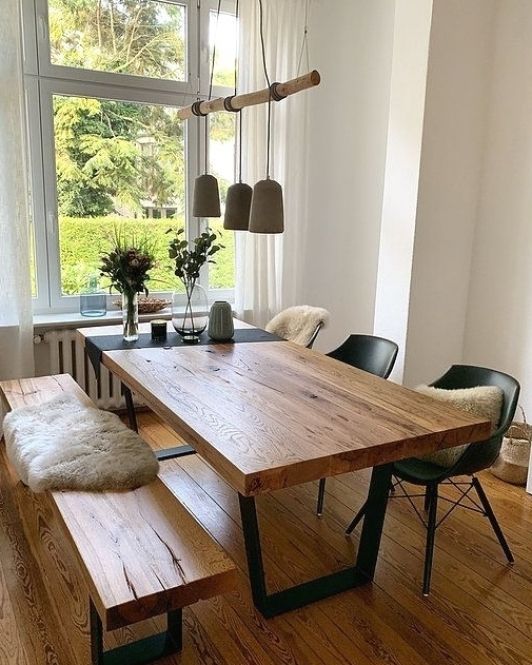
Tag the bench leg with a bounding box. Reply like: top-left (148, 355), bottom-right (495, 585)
top-left (90, 600), bottom-right (182, 665)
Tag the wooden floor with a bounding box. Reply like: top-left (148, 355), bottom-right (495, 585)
top-left (1, 411), bottom-right (532, 665)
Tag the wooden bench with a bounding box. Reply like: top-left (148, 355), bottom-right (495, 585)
top-left (0, 374), bottom-right (238, 665)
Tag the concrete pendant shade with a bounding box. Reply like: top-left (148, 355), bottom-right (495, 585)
top-left (193, 174), bottom-right (221, 217)
top-left (224, 182), bottom-right (253, 230)
top-left (249, 178), bottom-right (284, 234)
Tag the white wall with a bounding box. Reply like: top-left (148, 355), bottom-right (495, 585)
top-left (464, 0), bottom-right (532, 413)
top-left (403, 0), bottom-right (496, 387)
top-left (302, 0), bottom-right (395, 352)
top-left (373, 0), bottom-right (433, 381)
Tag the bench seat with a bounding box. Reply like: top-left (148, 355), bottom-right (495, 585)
top-left (0, 374), bottom-right (237, 664)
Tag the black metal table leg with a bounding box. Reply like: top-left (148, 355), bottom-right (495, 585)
top-left (90, 600), bottom-right (182, 665)
top-left (355, 463), bottom-right (394, 580)
top-left (121, 383), bottom-right (196, 461)
top-left (239, 462), bottom-right (393, 617)
top-left (155, 445), bottom-right (197, 461)
top-left (122, 384), bottom-right (139, 433)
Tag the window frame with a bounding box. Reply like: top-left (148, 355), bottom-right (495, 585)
top-left (34, 0), bottom-right (198, 95)
top-left (22, 0), bottom-right (237, 315)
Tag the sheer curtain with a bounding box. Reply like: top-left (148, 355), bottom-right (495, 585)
top-left (0, 1), bottom-right (34, 380)
top-left (235, 0), bottom-right (310, 327)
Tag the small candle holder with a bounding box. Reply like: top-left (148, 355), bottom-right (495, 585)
top-left (151, 319), bottom-right (167, 341)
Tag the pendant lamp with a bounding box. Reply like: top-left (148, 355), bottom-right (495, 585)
top-left (249, 177), bottom-right (283, 234)
top-left (224, 180), bottom-right (252, 230)
top-left (249, 0), bottom-right (284, 234)
top-left (193, 170), bottom-right (221, 218)
top-left (192, 2), bottom-right (222, 219)
top-left (223, 0), bottom-right (252, 231)
top-left (224, 109), bottom-right (252, 229)
top-left (249, 97), bottom-right (284, 234)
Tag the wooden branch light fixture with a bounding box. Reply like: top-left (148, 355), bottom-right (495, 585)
top-left (178, 70), bottom-right (321, 122)
top-left (190, 0), bottom-right (320, 233)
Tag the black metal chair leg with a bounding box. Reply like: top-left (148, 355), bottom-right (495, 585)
top-left (316, 478), bottom-right (326, 516)
top-left (345, 478), bottom-right (396, 535)
top-left (345, 499), bottom-right (368, 535)
top-left (472, 477), bottom-right (514, 564)
top-left (424, 487), bottom-right (431, 512)
top-left (423, 484), bottom-right (438, 596)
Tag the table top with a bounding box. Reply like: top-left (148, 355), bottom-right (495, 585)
top-left (77, 323), bottom-right (491, 496)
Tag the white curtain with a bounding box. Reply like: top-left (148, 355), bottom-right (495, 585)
top-left (236, 0), bottom-right (310, 328)
top-left (0, 1), bottom-right (34, 380)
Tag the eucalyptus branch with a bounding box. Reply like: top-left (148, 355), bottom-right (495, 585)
top-left (167, 228), bottom-right (224, 285)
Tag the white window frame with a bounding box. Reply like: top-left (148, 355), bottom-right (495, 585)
top-left (22, 0), bottom-right (236, 315)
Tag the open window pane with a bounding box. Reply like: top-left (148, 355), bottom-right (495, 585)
top-left (52, 94), bottom-right (186, 296)
top-left (209, 112), bottom-right (236, 290)
top-left (48, 0), bottom-right (187, 81)
top-left (210, 9), bottom-right (237, 89)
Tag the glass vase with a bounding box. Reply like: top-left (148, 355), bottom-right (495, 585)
top-left (80, 274), bottom-right (107, 317)
top-left (172, 280), bottom-right (208, 343)
top-left (122, 291), bottom-right (139, 342)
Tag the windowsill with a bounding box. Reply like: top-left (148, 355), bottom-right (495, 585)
top-left (33, 302), bottom-right (235, 331)
top-left (33, 307), bottom-right (173, 331)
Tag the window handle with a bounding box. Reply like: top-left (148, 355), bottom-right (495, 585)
top-left (38, 15), bottom-right (48, 41)
top-left (47, 211), bottom-right (57, 237)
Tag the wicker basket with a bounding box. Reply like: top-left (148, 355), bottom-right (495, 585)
top-left (490, 407), bottom-right (531, 485)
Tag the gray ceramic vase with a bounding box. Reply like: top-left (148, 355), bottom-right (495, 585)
top-left (208, 301), bottom-right (234, 341)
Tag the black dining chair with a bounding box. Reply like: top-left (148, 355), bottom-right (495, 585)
top-left (345, 364), bottom-right (520, 596)
top-left (315, 334), bottom-right (399, 516)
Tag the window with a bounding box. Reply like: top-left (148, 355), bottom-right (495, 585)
top-left (23, 0), bottom-right (237, 314)
top-left (48, 0), bottom-right (187, 81)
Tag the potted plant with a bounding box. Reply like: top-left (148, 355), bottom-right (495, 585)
top-left (168, 228), bottom-right (223, 343)
top-left (100, 230), bottom-right (156, 341)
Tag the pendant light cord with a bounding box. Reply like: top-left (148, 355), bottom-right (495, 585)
top-left (296, 0), bottom-right (311, 76)
top-left (235, 0), bottom-right (243, 182)
top-left (257, 0), bottom-right (272, 178)
top-left (204, 0), bottom-right (222, 173)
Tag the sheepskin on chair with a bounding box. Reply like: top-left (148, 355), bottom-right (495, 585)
top-left (3, 393), bottom-right (159, 492)
top-left (266, 305), bottom-right (330, 347)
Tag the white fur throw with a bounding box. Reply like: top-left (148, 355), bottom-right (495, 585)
top-left (3, 394), bottom-right (159, 492)
top-left (416, 384), bottom-right (503, 468)
top-left (266, 305), bottom-right (330, 347)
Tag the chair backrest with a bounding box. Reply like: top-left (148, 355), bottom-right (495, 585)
top-left (326, 334), bottom-right (399, 379)
top-left (266, 306), bottom-right (329, 348)
top-left (306, 322), bottom-right (324, 349)
top-left (431, 364), bottom-right (520, 475)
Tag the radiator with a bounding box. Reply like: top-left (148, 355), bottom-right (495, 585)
top-left (42, 329), bottom-right (124, 410)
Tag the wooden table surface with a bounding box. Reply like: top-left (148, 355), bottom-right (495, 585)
top-left (77, 323), bottom-right (491, 497)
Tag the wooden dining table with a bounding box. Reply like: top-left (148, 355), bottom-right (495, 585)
top-left (77, 320), bottom-right (491, 618)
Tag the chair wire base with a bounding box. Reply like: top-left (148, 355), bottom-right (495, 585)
top-left (345, 475), bottom-right (514, 595)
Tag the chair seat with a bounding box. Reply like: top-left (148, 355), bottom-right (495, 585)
top-left (393, 457), bottom-right (450, 485)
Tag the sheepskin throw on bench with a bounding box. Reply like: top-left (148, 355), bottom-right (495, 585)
top-left (3, 393), bottom-right (159, 492)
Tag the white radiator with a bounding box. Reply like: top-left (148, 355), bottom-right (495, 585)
top-left (42, 329), bottom-right (124, 410)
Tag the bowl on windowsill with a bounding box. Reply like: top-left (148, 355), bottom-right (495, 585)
top-left (113, 297), bottom-right (171, 315)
